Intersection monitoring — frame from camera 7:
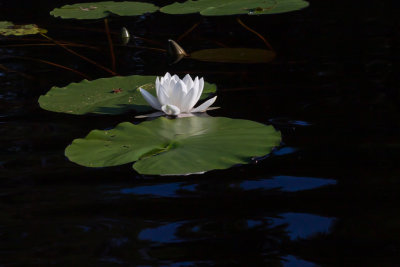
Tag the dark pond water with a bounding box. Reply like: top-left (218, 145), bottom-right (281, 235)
top-left (1, 0), bottom-right (400, 265)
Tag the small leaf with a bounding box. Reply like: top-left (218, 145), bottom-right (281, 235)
top-left (65, 116), bottom-right (281, 175)
top-left (190, 48), bottom-right (276, 63)
top-left (0, 21), bottom-right (47, 36)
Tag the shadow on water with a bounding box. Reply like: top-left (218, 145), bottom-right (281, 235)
top-left (1, 0), bottom-right (400, 265)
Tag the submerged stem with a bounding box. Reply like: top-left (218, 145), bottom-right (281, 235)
top-left (0, 64), bottom-right (34, 80)
top-left (117, 44), bottom-right (166, 53)
top-left (7, 56), bottom-right (91, 80)
top-left (40, 33), bottom-right (118, 76)
top-left (104, 18), bottom-right (116, 72)
top-left (177, 21), bottom-right (201, 42)
top-left (236, 17), bottom-right (274, 51)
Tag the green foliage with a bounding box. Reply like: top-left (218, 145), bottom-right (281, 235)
top-left (190, 48), bottom-right (276, 63)
top-left (65, 116), bottom-right (281, 175)
top-left (50, 1), bottom-right (159, 19)
top-left (38, 75), bottom-right (217, 115)
top-left (0, 21), bottom-right (13, 28)
top-left (160, 0), bottom-right (309, 16)
top-left (0, 21), bottom-right (47, 36)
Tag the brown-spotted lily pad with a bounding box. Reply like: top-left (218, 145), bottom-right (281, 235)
top-left (0, 21), bottom-right (47, 36)
top-left (50, 1), bottom-right (159, 20)
top-left (38, 75), bottom-right (217, 115)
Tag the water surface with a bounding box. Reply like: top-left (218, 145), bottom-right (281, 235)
top-left (1, 0), bottom-right (400, 265)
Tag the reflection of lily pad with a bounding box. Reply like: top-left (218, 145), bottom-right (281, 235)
top-left (65, 116), bottom-right (281, 175)
top-left (190, 48), bottom-right (276, 63)
top-left (38, 75), bottom-right (217, 115)
top-left (50, 1), bottom-right (159, 20)
top-left (0, 21), bottom-right (47, 36)
top-left (161, 0), bottom-right (309, 16)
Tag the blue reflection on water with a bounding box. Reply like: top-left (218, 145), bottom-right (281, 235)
top-left (268, 118), bottom-right (311, 126)
top-left (273, 147), bottom-right (298, 156)
top-left (191, 226), bottom-right (200, 232)
top-left (138, 222), bottom-right (183, 243)
top-left (288, 120), bottom-right (311, 126)
top-left (271, 213), bottom-right (335, 240)
top-left (139, 261), bottom-right (213, 267)
top-left (165, 262), bottom-right (205, 267)
top-left (120, 182), bottom-right (196, 198)
top-left (283, 255), bottom-right (315, 267)
top-left (241, 176), bottom-right (336, 192)
top-left (247, 220), bottom-right (263, 228)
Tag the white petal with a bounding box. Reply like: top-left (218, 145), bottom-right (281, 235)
top-left (196, 77), bottom-right (204, 101)
top-left (180, 86), bottom-right (198, 112)
top-left (204, 106), bottom-right (220, 111)
top-left (155, 77), bottom-right (161, 97)
top-left (190, 77), bottom-right (202, 106)
top-left (170, 80), bottom-right (186, 107)
top-left (171, 74), bottom-right (179, 82)
top-left (160, 72), bottom-right (170, 85)
top-left (162, 104), bottom-right (181, 116)
top-left (166, 78), bottom-right (178, 95)
top-left (158, 84), bottom-right (170, 106)
top-left (189, 76), bottom-right (198, 93)
top-left (182, 74), bottom-right (194, 90)
top-left (139, 88), bottom-right (161, 110)
top-left (191, 96), bottom-right (217, 113)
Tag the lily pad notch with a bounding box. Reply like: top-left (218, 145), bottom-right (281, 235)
top-left (65, 116), bottom-right (282, 175)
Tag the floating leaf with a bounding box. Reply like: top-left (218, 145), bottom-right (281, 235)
top-left (50, 1), bottom-right (159, 20)
top-left (0, 21), bottom-right (47, 36)
top-left (65, 116), bottom-right (281, 175)
top-left (38, 75), bottom-right (217, 115)
top-left (161, 0), bottom-right (309, 16)
top-left (190, 48), bottom-right (276, 63)
top-left (0, 21), bottom-right (13, 28)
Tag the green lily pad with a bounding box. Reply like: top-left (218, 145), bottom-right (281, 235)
top-left (160, 0), bottom-right (309, 16)
top-left (50, 1), bottom-right (159, 20)
top-left (65, 116), bottom-right (281, 175)
top-left (38, 75), bottom-right (217, 115)
top-left (0, 21), bottom-right (47, 36)
top-left (190, 48), bottom-right (276, 63)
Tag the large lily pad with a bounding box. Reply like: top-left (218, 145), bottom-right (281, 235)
top-left (160, 0), bottom-right (309, 16)
top-left (0, 21), bottom-right (47, 36)
top-left (50, 1), bottom-right (159, 20)
top-left (65, 116), bottom-right (281, 175)
top-left (38, 75), bottom-right (217, 115)
top-left (190, 48), bottom-right (276, 63)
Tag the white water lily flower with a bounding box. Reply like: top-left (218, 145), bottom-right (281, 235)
top-left (139, 73), bottom-right (217, 117)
